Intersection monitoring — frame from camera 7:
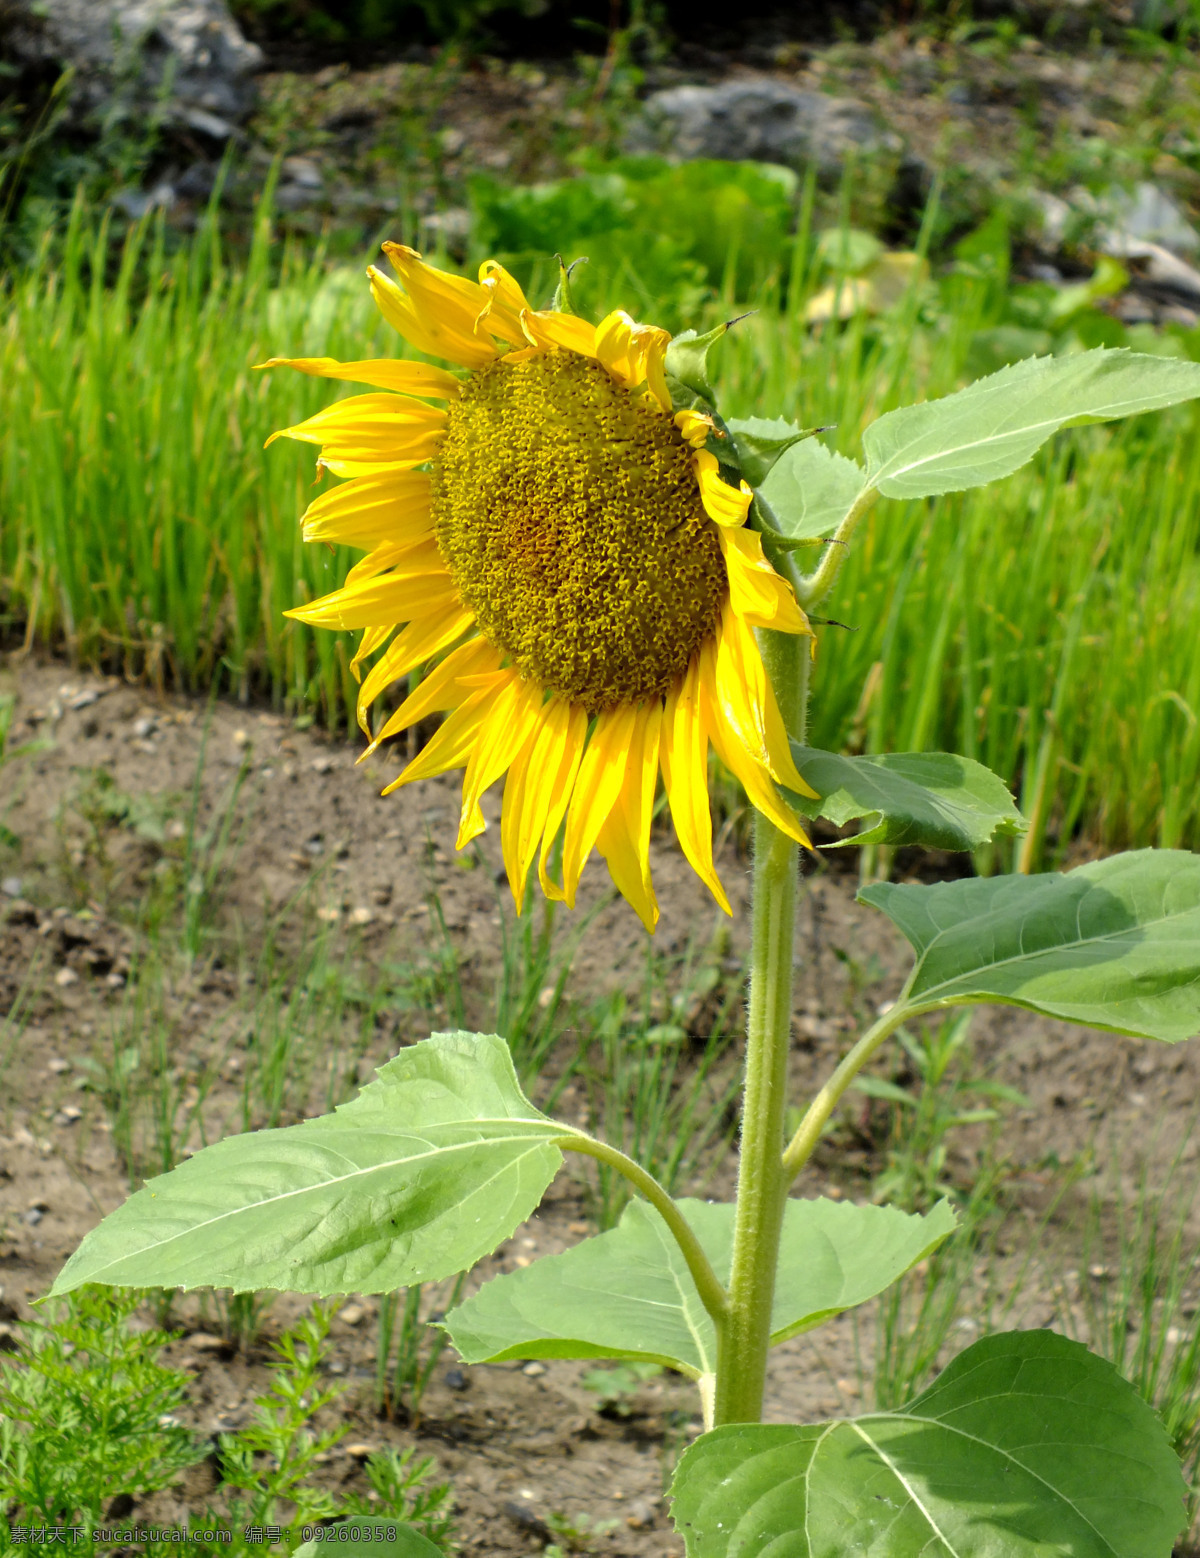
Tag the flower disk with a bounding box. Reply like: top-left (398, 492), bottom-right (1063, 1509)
top-left (431, 350), bottom-right (726, 713)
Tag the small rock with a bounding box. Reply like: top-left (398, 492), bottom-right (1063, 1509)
top-left (23, 1208), bottom-right (43, 1227)
top-left (444, 1367), bottom-right (469, 1391)
top-left (282, 156), bottom-right (324, 189)
top-left (1, 877), bottom-right (22, 897)
top-left (188, 1332), bottom-right (228, 1352)
top-left (54, 967), bottom-right (79, 987)
top-left (54, 1106), bottom-right (83, 1125)
top-left (625, 1497), bottom-right (660, 1530)
top-left (67, 689), bottom-right (102, 710)
top-left (348, 907), bottom-right (373, 926)
top-left (310, 757), bottom-right (336, 775)
top-left (628, 79), bottom-right (900, 177)
top-left (338, 1303), bottom-right (366, 1326)
top-left (343, 1442), bottom-right (375, 1459)
top-left (47, 1058), bottom-right (71, 1074)
top-left (316, 906), bottom-right (341, 923)
top-left (132, 716), bottom-right (157, 738)
top-left (232, 728), bottom-right (250, 747)
top-left (522, 1361), bottom-right (546, 1377)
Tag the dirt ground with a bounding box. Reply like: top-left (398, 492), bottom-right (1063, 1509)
top-left (2, 654), bottom-right (1199, 1555)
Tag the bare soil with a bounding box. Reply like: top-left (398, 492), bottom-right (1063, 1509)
top-left (2, 654), bottom-right (1198, 1554)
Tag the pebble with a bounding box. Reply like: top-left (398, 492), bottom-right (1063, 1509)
top-left (47, 1058), bottom-right (71, 1074)
top-left (343, 1443), bottom-right (375, 1459)
top-left (444, 1367), bottom-right (469, 1391)
top-left (1, 877), bottom-right (22, 897)
top-left (188, 1332), bottom-right (228, 1352)
top-left (522, 1361), bottom-right (546, 1377)
top-left (54, 967), bottom-right (79, 987)
top-left (338, 1303), bottom-right (365, 1326)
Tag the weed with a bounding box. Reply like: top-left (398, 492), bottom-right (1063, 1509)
top-left (581, 933), bottom-right (741, 1229)
top-left (580, 1360), bottom-right (662, 1413)
top-left (1055, 1140), bottom-right (1200, 1539)
top-left (0, 1288), bottom-right (204, 1551)
top-left (851, 1012), bottom-right (1028, 1211)
top-left (374, 1276), bottom-right (465, 1427)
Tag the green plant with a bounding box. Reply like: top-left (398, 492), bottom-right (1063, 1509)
top-left (851, 1011), bottom-right (1027, 1211)
top-left (1056, 1141), bottom-right (1200, 1541)
top-left (374, 1276), bottom-right (465, 1425)
top-left (0, 1288), bottom-right (205, 1552)
top-left (49, 302), bottom-right (1200, 1555)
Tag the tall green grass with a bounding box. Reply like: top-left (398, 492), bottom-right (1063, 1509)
top-left (4, 190), bottom-right (1200, 857)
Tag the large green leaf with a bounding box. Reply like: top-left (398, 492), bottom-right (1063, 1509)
top-left (670, 1330), bottom-right (1185, 1558)
top-left (861, 849), bottom-right (1200, 1042)
top-left (863, 349), bottom-right (1200, 499)
top-left (51, 1032), bottom-right (565, 1297)
top-left (758, 436), bottom-right (867, 539)
top-left (787, 747), bottom-right (1026, 850)
top-left (445, 1197), bottom-right (955, 1379)
top-left (296, 1524), bottom-right (442, 1558)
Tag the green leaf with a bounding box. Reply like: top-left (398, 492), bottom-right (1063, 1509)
top-left (51, 1032), bottom-right (565, 1297)
top-left (724, 416), bottom-right (816, 487)
top-left (670, 1330), bottom-right (1185, 1558)
top-left (786, 747), bottom-right (1027, 850)
top-left (445, 1197), bottom-right (955, 1379)
top-left (296, 1525), bottom-right (442, 1558)
top-left (665, 321), bottom-right (728, 404)
top-left (863, 349), bottom-right (1200, 499)
top-left (759, 437), bottom-right (867, 540)
top-left (861, 849), bottom-right (1200, 1042)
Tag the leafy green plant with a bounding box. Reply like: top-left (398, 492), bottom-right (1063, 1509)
top-left (851, 1011), bottom-right (1027, 1211)
top-left (0, 1288), bottom-right (205, 1552)
top-left (48, 311), bottom-right (1200, 1555)
top-left (374, 1276), bottom-right (465, 1425)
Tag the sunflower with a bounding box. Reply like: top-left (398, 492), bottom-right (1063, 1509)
top-left (262, 244), bottom-right (816, 931)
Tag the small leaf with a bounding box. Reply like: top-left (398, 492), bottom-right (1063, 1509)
top-left (52, 1032), bottom-right (566, 1297)
top-left (786, 747), bottom-right (1027, 850)
top-left (446, 1197), bottom-right (955, 1378)
top-left (670, 1330), bottom-right (1186, 1558)
top-left (759, 438), bottom-right (867, 540)
top-left (296, 1525), bottom-right (442, 1558)
top-left (724, 416), bottom-right (816, 487)
top-left (665, 322), bottom-right (728, 403)
top-left (861, 848), bottom-right (1200, 1042)
top-left (863, 348), bottom-right (1200, 499)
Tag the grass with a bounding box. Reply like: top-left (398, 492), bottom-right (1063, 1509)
top-left (3, 177), bottom-right (1200, 862)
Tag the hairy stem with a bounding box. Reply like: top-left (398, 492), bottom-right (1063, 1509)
top-left (795, 486), bottom-right (879, 611)
top-left (712, 629), bottom-right (809, 1426)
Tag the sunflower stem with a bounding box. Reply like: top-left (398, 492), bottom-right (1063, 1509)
top-left (711, 628), bottom-right (809, 1427)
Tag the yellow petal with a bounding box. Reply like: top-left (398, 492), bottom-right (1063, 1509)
top-left (318, 454), bottom-right (431, 480)
top-left (365, 635), bottom-right (500, 752)
top-left (502, 698), bottom-right (584, 914)
top-left (351, 624), bottom-right (393, 679)
top-left (476, 260), bottom-right (533, 347)
top-left (285, 548), bottom-right (456, 630)
top-left (594, 310), bottom-right (637, 385)
top-left (693, 450), bottom-right (753, 529)
top-left (675, 409), bottom-right (714, 449)
top-left (345, 537), bottom-right (432, 586)
top-left (266, 392), bottom-right (446, 465)
top-left (368, 265), bottom-right (497, 369)
top-left (381, 683), bottom-right (496, 795)
top-left (595, 701), bottom-right (662, 932)
top-left (457, 675), bottom-right (544, 849)
top-left (715, 608), bottom-right (816, 796)
top-left (660, 659), bottom-right (731, 915)
top-left (300, 470), bottom-right (432, 550)
top-left (719, 525), bottom-right (813, 635)
top-left (519, 308), bottom-right (599, 358)
top-left (536, 705), bottom-right (589, 903)
top-left (699, 637), bottom-right (813, 845)
top-left (255, 356), bottom-right (460, 398)
top-left (561, 703), bottom-right (639, 907)
top-left (355, 607), bottom-right (476, 737)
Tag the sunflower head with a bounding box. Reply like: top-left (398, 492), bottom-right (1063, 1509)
top-left (262, 243), bottom-right (816, 932)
